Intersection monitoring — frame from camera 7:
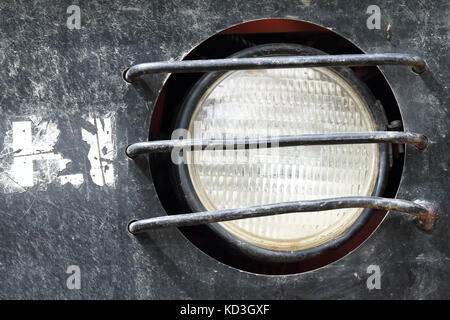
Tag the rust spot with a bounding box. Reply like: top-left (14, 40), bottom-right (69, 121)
top-left (386, 23), bottom-right (392, 41)
top-left (415, 204), bottom-right (438, 232)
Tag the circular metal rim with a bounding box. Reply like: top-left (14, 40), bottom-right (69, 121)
top-left (173, 43), bottom-right (390, 263)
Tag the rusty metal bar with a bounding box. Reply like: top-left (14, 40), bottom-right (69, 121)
top-left (124, 53), bottom-right (426, 82)
top-left (128, 196), bottom-right (436, 234)
top-left (125, 131), bottom-right (428, 158)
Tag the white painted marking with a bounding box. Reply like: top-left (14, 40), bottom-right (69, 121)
top-left (0, 119), bottom-right (83, 193)
top-left (11, 121), bottom-right (33, 187)
top-left (60, 174), bottom-right (84, 187)
top-left (81, 116), bottom-right (115, 187)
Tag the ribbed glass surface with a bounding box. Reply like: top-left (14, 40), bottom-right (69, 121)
top-left (186, 67), bottom-right (379, 251)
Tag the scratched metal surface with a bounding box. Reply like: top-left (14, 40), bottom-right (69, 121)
top-left (0, 0), bottom-right (448, 299)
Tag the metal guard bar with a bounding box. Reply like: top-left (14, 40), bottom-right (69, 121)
top-left (126, 131), bottom-right (428, 158)
top-left (124, 53), bottom-right (426, 82)
top-left (128, 196), bottom-right (437, 234)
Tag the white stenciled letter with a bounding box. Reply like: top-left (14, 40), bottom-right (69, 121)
top-left (366, 5), bottom-right (381, 30)
top-left (81, 116), bottom-right (115, 187)
top-left (366, 265), bottom-right (381, 290)
top-left (67, 5), bottom-right (81, 30)
top-left (66, 265), bottom-right (81, 290)
top-left (0, 119), bottom-right (83, 193)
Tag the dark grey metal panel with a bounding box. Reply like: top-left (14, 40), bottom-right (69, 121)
top-left (0, 0), bottom-right (448, 299)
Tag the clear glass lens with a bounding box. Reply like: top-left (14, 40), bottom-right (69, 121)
top-left (186, 67), bottom-right (379, 251)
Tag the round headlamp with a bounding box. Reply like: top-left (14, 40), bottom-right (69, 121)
top-left (176, 44), bottom-right (388, 261)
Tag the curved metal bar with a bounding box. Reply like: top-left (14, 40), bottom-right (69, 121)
top-left (126, 131), bottom-right (428, 158)
top-left (124, 53), bottom-right (426, 82)
top-left (128, 196), bottom-right (436, 234)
